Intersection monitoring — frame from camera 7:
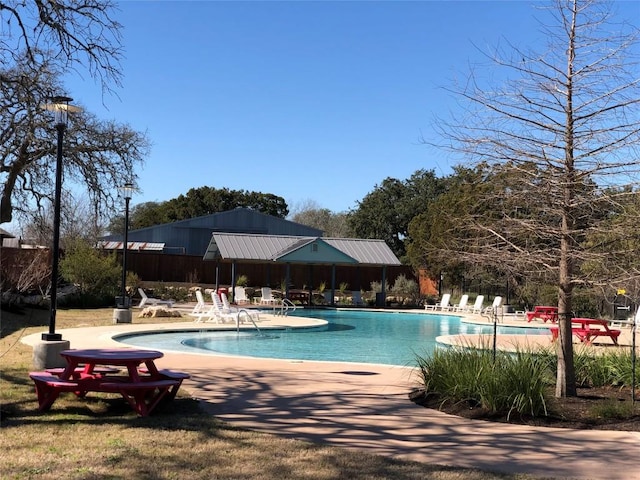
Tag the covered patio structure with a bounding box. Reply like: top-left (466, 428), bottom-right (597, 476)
top-left (203, 233), bottom-right (402, 306)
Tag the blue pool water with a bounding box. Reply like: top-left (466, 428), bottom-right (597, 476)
top-left (117, 310), bottom-right (546, 366)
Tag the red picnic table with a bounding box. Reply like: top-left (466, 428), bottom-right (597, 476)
top-left (549, 318), bottom-right (621, 345)
top-left (526, 306), bottom-right (558, 323)
top-left (29, 348), bottom-right (189, 416)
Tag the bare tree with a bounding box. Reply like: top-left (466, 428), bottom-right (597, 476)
top-left (0, 59), bottom-right (149, 224)
top-left (424, 0), bottom-right (640, 397)
top-left (0, 0), bottom-right (123, 94)
top-left (289, 199), bottom-right (353, 238)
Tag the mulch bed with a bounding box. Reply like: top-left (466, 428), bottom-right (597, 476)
top-left (410, 386), bottom-right (640, 431)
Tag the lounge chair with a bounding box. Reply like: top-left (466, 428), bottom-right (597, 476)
top-left (233, 286), bottom-right (250, 305)
top-left (483, 296), bottom-right (503, 315)
top-left (189, 290), bottom-right (212, 321)
top-left (258, 287), bottom-right (279, 305)
top-left (451, 294), bottom-right (469, 312)
top-left (220, 292), bottom-right (260, 323)
top-left (425, 293), bottom-right (451, 311)
top-left (208, 292), bottom-right (239, 323)
top-left (469, 295), bottom-right (485, 314)
top-left (138, 288), bottom-right (174, 308)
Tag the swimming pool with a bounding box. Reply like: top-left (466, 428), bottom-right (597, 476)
top-left (117, 309), bottom-right (547, 366)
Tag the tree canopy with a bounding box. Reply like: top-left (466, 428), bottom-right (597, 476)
top-left (109, 186), bottom-right (290, 233)
top-left (348, 169), bottom-right (446, 261)
top-left (0, 0), bottom-right (123, 94)
top-left (289, 200), bottom-right (352, 238)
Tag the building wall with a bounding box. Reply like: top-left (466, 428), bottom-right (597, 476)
top-left (124, 251), bottom-right (415, 292)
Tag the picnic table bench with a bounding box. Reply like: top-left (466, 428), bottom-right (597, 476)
top-left (526, 306), bottom-right (558, 323)
top-left (29, 348), bottom-right (190, 417)
top-left (549, 318), bottom-right (621, 345)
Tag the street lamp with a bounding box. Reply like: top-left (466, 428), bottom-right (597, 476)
top-left (41, 96), bottom-right (80, 342)
top-left (119, 183), bottom-right (135, 308)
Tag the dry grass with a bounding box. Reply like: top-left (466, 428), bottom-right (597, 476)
top-left (1, 305), bottom-right (536, 480)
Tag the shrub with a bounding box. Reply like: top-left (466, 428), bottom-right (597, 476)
top-left (59, 238), bottom-right (120, 302)
top-left (391, 274), bottom-right (420, 306)
top-left (414, 346), bottom-right (549, 419)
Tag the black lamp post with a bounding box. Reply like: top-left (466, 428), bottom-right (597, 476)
top-left (42, 96), bottom-right (79, 342)
top-left (119, 183), bottom-right (134, 308)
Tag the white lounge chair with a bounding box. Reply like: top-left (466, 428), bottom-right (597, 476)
top-left (206, 291), bottom-right (238, 323)
top-left (189, 290), bottom-right (212, 322)
top-left (425, 293), bottom-right (451, 311)
top-left (138, 288), bottom-right (174, 308)
top-left (469, 295), bottom-right (485, 314)
top-left (483, 296), bottom-right (503, 315)
top-left (258, 287), bottom-right (279, 305)
top-left (451, 294), bottom-right (469, 312)
top-left (221, 292), bottom-right (260, 323)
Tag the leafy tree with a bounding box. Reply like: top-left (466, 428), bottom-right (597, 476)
top-left (419, 0), bottom-right (640, 397)
top-left (289, 199), bottom-right (352, 237)
top-left (59, 237), bottom-right (120, 301)
top-left (349, 169), bottom-right (445, 261)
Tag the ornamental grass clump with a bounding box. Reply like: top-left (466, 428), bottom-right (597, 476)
top-left (573, 348), bottom-right (635, 388)
top-left (415, 347), bottom-right (550, 419)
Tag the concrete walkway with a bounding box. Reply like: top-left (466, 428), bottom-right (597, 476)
top-left (22, 314), bottom-right (640, 480)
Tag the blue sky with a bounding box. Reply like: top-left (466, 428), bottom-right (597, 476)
top-left (63, 1), bottom-right (639, 215)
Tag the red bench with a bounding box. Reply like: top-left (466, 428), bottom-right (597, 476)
top-left (29, 373), bottom-right (83, 411)
top-left (46, 366), bottom-right (120, 378)
top-left (139, 368), bottom-right (191, 401)
top-left (97, 379), bottom-right (180, 417)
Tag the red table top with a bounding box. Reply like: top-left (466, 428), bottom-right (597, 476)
top-left (60, 348), bottom-right (163, 364)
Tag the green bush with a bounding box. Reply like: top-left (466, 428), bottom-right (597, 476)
top-left (148, 283), bottom-right (190, 302)
top-left (574, 349), bottom-right (636, 387)
top-left (415, 345), bottom-right (637, 421)
top-left (59, 238), bottom-right (120, 304)
top-left (414, 346), bottom-right (550, 419)
top-left (391, 274), bottom-right (420, 306)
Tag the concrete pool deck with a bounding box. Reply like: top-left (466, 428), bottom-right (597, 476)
top-left (21, 309), bottom-right (640, 479)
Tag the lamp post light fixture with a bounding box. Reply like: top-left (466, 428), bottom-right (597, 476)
top-left (119, 183), bottom-right (135, 308)
top-left (41, 96), bottom-right (80, 342)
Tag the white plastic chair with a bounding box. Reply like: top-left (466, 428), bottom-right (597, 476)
top-left (233, 286), bottom-right (250, 304)
top-left (469, 295), bottom-right (485, 314)
top-left (452, 294), bottom-right (469, 312)
top-left (258, 287), bottom-right (279, 305)
top-left (483, 296), bottom-right (503, 315)
top-left (425, 293), bottom-right (451, 311)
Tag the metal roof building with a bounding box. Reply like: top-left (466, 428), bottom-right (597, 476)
top-left (203, 233), bottom-right (401, 302)
top-left (102, 207), bottom-right (322, 255)
top-left (204, 233), bottom-right (400, 266)
top-left (103, 208), bottom-right (404, 303)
